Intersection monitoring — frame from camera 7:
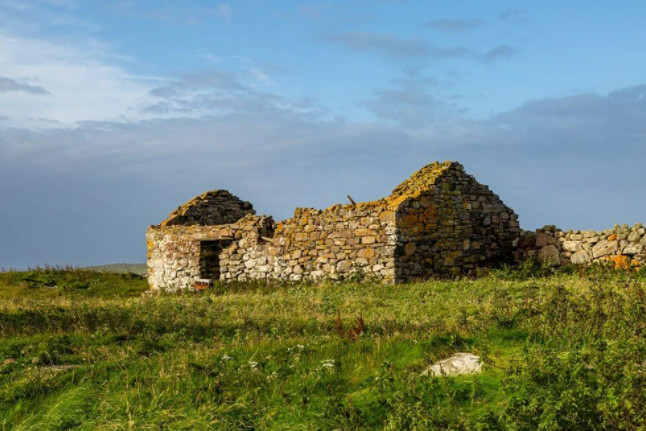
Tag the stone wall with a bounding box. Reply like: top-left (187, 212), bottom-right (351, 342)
top-left (151, 161), bottom-right (646, 291)
top-left (516, 223), bottom-right (646, 268)
top-left (161, 190), bottom-right (254, 227)
top-left (146, 215), bottom-right (273, 291)
top-left (395, 163), bottom-right (520, 279)
top-left (146, 161), bottom-right (526, 291)
top-left (218, 202), bottom-right (398, 283)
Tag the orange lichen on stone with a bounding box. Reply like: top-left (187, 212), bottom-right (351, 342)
top-left (608, 234), bottom-right (618, 241)
top-left (609, 254), bottom-right (630, 270)
top-left (388, 161), bottom-right (454, 200)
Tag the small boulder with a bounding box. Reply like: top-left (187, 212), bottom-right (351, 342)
top-left (420, 353), bottom-right (481, 377)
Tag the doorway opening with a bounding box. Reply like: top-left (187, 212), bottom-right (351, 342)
top-left (199, 240), bottom-right (232, 280)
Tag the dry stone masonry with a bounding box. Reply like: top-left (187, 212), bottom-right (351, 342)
top-left (516, 224), bottom-right (646, 269)
top-left (146, 161), bottom-right (642, 291)
top-left (147, 161), bottom-right (520, 290)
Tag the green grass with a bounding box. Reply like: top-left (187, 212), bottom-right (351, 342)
top-left (2, 265), bottom-right (646, 429)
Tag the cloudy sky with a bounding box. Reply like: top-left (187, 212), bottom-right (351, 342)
top-left (1, 0), bottom-right (645, 268)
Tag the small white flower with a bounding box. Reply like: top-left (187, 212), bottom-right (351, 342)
top-left (297, 344), bottom-right (305, 350)
top-left (221, 354), bottom-right (233, 361)
top-left (321, 359), bottom-right (335, 369)
top-left (249, 361), bottom-right (259, 369)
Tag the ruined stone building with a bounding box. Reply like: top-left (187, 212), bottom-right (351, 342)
top-left (147, 161), bottom-right (521, 290)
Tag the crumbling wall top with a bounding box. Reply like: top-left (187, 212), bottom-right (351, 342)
top-left (285, 161), bottom-right (462, 218)
top-left (388, 161), bottom-right (459, 201)
top-left (159, 189), bottom-right (255, 227)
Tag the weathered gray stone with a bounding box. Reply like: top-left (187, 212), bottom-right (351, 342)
top-left (592, 240), bottom-right (618, 259)
top-left (538, 245), bottom-right (560, 265)
top-left (571, 250), bottom-right (592, 264)
top-left (420, 353), bottom-right (481, 377)
top-left (336, 260), bottom-right (352, 274)
top-left (623, 243), bottom-right (644, 256)
top-left (562, 241), bottom-right (580, 252)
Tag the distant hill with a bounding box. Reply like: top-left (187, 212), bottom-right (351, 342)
top-left (85, 263), bottom-right (147, 276)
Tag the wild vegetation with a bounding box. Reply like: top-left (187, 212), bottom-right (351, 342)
top-left (2, 263), bottom-right (646, 430)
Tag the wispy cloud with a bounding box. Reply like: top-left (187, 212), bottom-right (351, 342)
top-left (299, 5), bottom-right (321, 21)
top-left (366, 74), bottom-right (463, 127)
top-left (143, 68), bottom-right (324, 120)
top-left (0, 77), bottom-right (49, 95)
top-left (319, 31), bottom-right (516, 64)
top-left (499, 9), bottom-right (524, 21)
top-left (107, 2), bottom-right (233, 26)
top-left (318, 32), bottom-right (431, 60)
top-left (425, 19), bottom-right (484, 33)
top-left (216, 3), bottom-right (233, 20)
top-left (481, 45), bottom-right (517, 64)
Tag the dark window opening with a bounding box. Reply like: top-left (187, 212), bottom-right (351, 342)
top-left (199, 240), bottom-right (232, 280)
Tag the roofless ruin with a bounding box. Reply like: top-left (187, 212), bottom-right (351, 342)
top-left (147, 161), bottom-right (521, 290)
top-left (147, 160), bottom-right (646, 291)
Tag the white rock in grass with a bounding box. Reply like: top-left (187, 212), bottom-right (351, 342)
top-left (421, 353), bottom-right (481, 377)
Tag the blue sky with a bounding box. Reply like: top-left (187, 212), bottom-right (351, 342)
top-left (1, 0), bottom-right (645, 268)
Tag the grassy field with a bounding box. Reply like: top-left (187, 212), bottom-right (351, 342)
top-left (2, 264), bottom-right (646, 430)
top-left (83, 264), bottom-right (147, 277)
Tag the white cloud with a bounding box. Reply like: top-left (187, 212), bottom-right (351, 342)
top-left (0, 34), bottom-right (163, 129)
top-left (0, 34), bottom-right (294, 130)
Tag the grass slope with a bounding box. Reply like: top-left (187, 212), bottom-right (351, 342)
top-left (1, 265), bottom-right (646, 430)
top-left (84, 264), bottom-right (147, 276)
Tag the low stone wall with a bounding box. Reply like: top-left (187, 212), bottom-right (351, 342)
top-left (516, 223), bottom-right (646, 268)
top-left (219, 202), bottom-right (398, 283)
